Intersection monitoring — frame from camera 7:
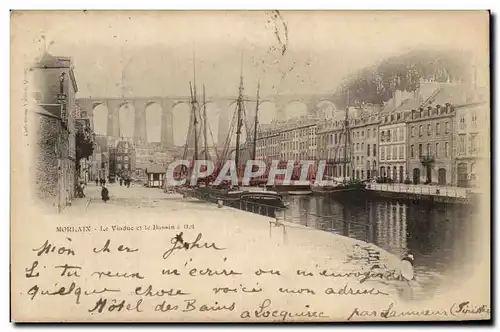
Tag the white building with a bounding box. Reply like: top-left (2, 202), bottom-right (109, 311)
top-left (378, 111), bottom-right (410, 182)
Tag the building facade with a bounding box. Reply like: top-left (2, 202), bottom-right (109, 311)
top-left (363, 116), bottom-right (380, 180)
top-left (317, 111), bottom-right (345, 178)
top-left (406, 82), bottom-right (468, 186)
top-left (279, 116), bottom-right (317, 162)
top-left (351, 106), bottom-right (380, 180)
top-left (378, 111), bottom-right (409, 183)
top-left (407, 104), bottom-right (456, 185)
top-left (90, 143), bottom-right (103, 181)
top-left (256, 125), bottom-right (281, 162)
top-left (114, 140), bottom-right (135, 177)
top-left (31, 53), bottom-right (79, 210)
top-left (455, 100), bottom-right (489, 187)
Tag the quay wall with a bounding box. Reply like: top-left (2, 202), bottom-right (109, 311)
top-left (364, 183), bottom-right (480, 205)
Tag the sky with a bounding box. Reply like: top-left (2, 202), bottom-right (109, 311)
top-left (12, 10), bottom-right (489, 143)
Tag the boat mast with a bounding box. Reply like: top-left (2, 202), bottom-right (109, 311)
top-left (203, 85), bottom-right (209, 187)
top-left (252, 79), bottom-right (260, 161)
top-left (191, 48), bottom-right (199, 163)
top-left (343, 88), bottom-right (349, 180)
top-left (203, 85), bottom-right (208, 161)
top-left (234, 58), bottom-right (244, 176)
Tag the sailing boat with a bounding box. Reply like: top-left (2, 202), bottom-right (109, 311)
top-left (175, 48), bottom-right (203, 194)
top-left (197, 70), bottom-right (286, 209)
top-left (310, 92), bottom-right (366, 195)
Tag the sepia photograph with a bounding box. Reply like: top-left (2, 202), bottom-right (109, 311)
top-left (10, 10), bottom-right (491, 322)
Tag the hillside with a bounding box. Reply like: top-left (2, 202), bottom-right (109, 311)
top-left (331, 49), bottom-right (471, 106)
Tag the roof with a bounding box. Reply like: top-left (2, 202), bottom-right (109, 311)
top-left (394, 98), bottom-right (420, 112)
top-left (425, 84), bottom-right (469, 107)
top-left (34, 53), bottom-right (68, 68)
top-left (145, 164), bottom-right (167, 174)
top-left (32, 104), bottom-right (58, 118)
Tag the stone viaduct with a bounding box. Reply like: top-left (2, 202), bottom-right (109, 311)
top-left (75, 93), bottom-right (339, 147)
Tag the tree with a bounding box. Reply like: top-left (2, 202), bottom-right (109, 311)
top-left (332, 48), bottom-right (469, 107)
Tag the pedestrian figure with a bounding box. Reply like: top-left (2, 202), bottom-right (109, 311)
top-left (76, 183), bottom-right (85, 198)
top-left (120, 178), bottom-right (123, 186)
top-left (101, 186), bottom-right (110, 203)
top-left (127, 178), bottom-right (131, 188)
top-left (95, 178), bottom-right (99, 186)
top-left (103, 178), bottom-right (106, 186)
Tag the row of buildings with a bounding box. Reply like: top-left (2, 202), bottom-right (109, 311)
top-left (253, 79), bottom-right (489, 187)
top-left (88, 135), bottom-right (184, 184)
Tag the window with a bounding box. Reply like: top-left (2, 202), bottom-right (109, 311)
top-left (380, 147), bottom-right (384, 160)
top-left (472, 112), bottom-right (478, 128)
top-left (392, 129), bottom-right (396, 141)
top-left (459, 116), bottom-right (466, 130)
top-left (445, 142), bottom-right (449, 157)
top-left (362, 131), bottom-right (364, 137)
top-left (418, 144), bottom-right (423, 156)
top-left (435, 143), bottom-right (439, 158)
top-left (411, 145), bottom-right (414, 158)
top-left (436, 123), bottom-right (440, 135)
top-left (387, 146), bottom-right (392, 160)
top-left (445, 122), bottom-right (450, 134)
top-left (367, 144), bottom-right (370, 157)
top-left (459, 135), bottom-right (466, 153)
top-left (471, 134), bottom-right (478, 153)
top-left (361, 143), bottom-right (364, 151)
top-left (427, 124), bottom-right (432, 136)
top-left (419, 125), bottom-right (423, 137)
top-left (426, 143), bottom-right (431, 156)
top-left (380, 131), bottom-right (385, 142)
top-left (411, 126), bottom-right (415, 137)
top-left (124, 156), bottom-right (129, 162)
top-left (399, 145), bottom-right (404, 159)
top-left (367, 129), bottom-right (370, 137)
top-left (373, 130), bottom-right (377, 138)
top-left (399, 128), bottom-right (404, 141)
top-left (373, 144), bottom-right (376, 157)
top-left (393, 146), bottom-right (397, 159)
top-left (356, 143), bottom-right (359, 151)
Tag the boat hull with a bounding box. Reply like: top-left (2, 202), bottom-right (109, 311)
top-left (310, 183), bottom-right (366, 195)
top-left (265, 184), bottom-right (312, 193)
top-left (194, 186), bottom-right (287, 208)
top-left (287, 191), bottom-right (313, 196)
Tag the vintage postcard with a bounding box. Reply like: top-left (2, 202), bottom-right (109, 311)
top-left (10, 10), bottom-right (491, 322)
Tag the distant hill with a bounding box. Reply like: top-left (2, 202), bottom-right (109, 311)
top-left (331, 49), bottom-right (471, 107)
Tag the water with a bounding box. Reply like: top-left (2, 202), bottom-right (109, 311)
top-left (283, 194), bottom-right (478, 300)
